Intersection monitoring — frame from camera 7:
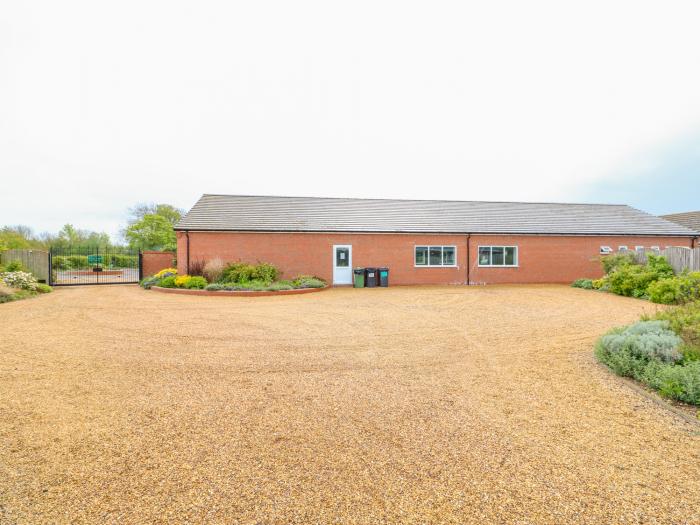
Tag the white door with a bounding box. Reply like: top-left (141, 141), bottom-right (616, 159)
top-left (332, 245), bottom-right (352, 285)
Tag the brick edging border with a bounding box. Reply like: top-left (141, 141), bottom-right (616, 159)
top-left (150, 285), bottom-right (329, 297)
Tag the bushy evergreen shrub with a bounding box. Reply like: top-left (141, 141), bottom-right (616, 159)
top-left (571, 279), bottom-right (594, 289)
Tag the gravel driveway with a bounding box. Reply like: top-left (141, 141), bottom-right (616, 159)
top-left (1, 285), bottom-right (698, 524)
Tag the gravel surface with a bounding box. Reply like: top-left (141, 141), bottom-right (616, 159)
top-left (1, 285), bottom-right (698, 524)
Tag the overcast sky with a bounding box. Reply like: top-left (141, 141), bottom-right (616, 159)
top-left (2, 1), bottom-right (700, 240)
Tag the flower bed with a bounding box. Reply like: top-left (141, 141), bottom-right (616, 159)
top-left (572, 253), bottom-right (700, 305)
top-left (0, 269), bottom-right (52, 304)
top-left (596, 304), bottom-right (700, 406)
top-left (150, 284), bottom-right (328, 297)
top-left (139, 262), bottom-right (327, 295)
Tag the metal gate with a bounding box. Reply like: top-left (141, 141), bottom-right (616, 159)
top-left (49, 247), bottom-right (142, 286)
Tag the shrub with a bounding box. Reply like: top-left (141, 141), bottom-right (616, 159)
top-left (66, 255), bottom-right (89, 269)
top-left (220, 262), bottom-right (257, 283)
top-left (601, 253), bottom-right (637, 274)
top-left (154, 267), bottom-right (178, 279)
top-left (292, 275), bottom-right (326, 288)
top-left (51, 256), bottom-right (69, 270)
top-left (204, 283), bottom-right (227, 291)
top-left (266, 281), bottom-right (294, 291)
top-left (203, 258), bottom-right (225, 283)
top-left (648, 272), bottom-right (700, 305)
top-left (159, 276), bottom-right (177, 288)
top-left (252, 262), bottom-right (279, 283)
top-left (597, 321), bottom-right (683, 367)
top-left (189, 259), bottom-right (206, 277)
top-left (646, 254), bottom-right (675, 279)
top-left (0, 271), bottom-right (38, 291)
top-left (4, 260), bottom-right (25, 272)
top-left (651, 301), bottom-right (700, 350)
top-left (655, 361), bottom-right (700, 405)
top-left (572, 278), bottom-right (594, 289)
top-left (647, 278), bottom-right (681, 304)
top-left (592, 278), bottom-right (607, 290)
top-left (184, 276), bottom-right (207, 289)
top-left (607, 264), bottom-right (662, 298)
top-left (35, 283), bottom-right (52, 293)
top-left (140, 276), bottom-right (160, 289)
top-left (174, 275), bottom-right (192, 288)
top-left (596, 319), bottom-right (700, 405)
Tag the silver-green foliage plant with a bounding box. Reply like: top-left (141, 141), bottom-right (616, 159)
top-left (596, 320), bottom-right (700, 405)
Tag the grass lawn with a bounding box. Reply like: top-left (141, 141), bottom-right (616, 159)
top-left (1, 285), bottom-right (698, 523)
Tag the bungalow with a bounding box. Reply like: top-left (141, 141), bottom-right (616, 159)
top-left (175, 195), bottom-right (699, 285)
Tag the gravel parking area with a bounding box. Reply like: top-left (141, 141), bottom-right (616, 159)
top-left (1, 285), bottom-right (698, 524)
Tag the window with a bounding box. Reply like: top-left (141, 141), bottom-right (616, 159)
top-left (600, 246), bottom-right (613, 255)
top-left (635, 246), bottom-right (645, 253)
top-left (618, 245), bottom-right (628, 252)
top-left (415, 246), bottom-right (457, 267)
top-left (651, 246), bottom-right (660, 253)
top-left (478, 246), bottom-right (518, 267)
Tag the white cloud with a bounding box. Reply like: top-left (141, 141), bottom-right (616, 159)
top-left (1, 1), bottom-right (700, 238)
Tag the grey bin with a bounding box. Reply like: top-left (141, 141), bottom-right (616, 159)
top-left (364, 267), bottom-right (378, 288)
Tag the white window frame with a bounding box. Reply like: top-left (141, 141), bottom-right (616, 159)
top-left (618, 245), bottom-right (628, 252)
top-left (477, 246), bottom-right (519, 267)
top-left (414, 245), bottom-right (457, 267)
top-left (651, 246), bottom-right (660, 252)
top-left (600, 246), bottom-right (613, 255)
top-left (635, 245), bottom-right (645, 253)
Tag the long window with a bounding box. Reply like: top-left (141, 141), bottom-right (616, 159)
top-left (478, 246), bottom-right (518, 267)
top-left (415, 246), bottom-right (456, 267)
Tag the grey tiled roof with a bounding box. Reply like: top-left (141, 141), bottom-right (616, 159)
top-left (176, 194), bottom-right (699, 236)
top-left (661, 211), bottom-right (700, 234)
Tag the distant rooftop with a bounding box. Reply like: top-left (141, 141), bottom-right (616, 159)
top-left (661, 211), bottom-right (700, 234)
top-left (176, 194), bottom-right (699, 236)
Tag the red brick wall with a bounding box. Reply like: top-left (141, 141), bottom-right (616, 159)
top-left (142, 251), bottom-right (175, 277)
top-left (176, 231), bottom-right (694, 285)
top-left (468, 235), bottom-right (692, 284)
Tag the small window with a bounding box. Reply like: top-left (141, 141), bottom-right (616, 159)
top-left (635, 246), bottom-right (645, 253)
top-left (478, 246), bottom-right (518, 267)
top-left (651, 246), bottom-right (660, 253)
top-left (415, 246), bottom-right (457, 267)
top-left (618, 246), bottom-right (628, 252)
top-left (600, 246), bottom-right (613, 255)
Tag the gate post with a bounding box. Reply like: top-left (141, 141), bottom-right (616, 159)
top-left (48, 250), bottom-right (53, 286)
top-left (138, 252), bottom-right (143, 282)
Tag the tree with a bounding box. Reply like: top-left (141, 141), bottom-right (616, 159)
top-left (0, 226), bottom-right (39, 250)
top-left (124, 214), bottom-right (177, 251)
top-left (52, 224), bottom-right (111, 249)
top-left (128, 203), bottom-right (183, 227)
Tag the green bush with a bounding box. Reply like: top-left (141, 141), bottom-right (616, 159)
top-left (220, 262), bottom-right (257, 283)
top-left (572, 278), bottom-right (594, 289)
top-left (220, 262), bottom-right (280, 284)
top-left (159, 276), bottom-right (177, 288)
top-left (35, 283), bottom-right (52, 293)
top-left (204, 283), bottom-right (227, 291)
top-left (66, 255), bottom-right (89, 269)
top-left (647, 278), bottom-right (681, 304)
top-left (601, 253), bottom-right (637, 274)
top-left (596, 319), bottom-right (700, 405)
top-left (648, 272), bottom-right (700, 305)
top-left (4, 260), bottom-right (26, 272)
top-left (651, 301), bottom-right (700, 350)
top-left (292, 275), bottom-right (326, 288)
top-left (140, 276), bottom-right (160, 289)
top-left (252, 262), bottom-right (279, 283)
top-left (184, 276), bottom-right (207, 289)
top-left (655, 361), bottom-right (700, 405)
top-left (266, 281), bottom-right (294, 291)
top-left (51, 256), bottom-right (69, 270)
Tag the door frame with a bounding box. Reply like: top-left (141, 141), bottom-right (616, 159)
top-left (332, 244), bottom-right (353, 285)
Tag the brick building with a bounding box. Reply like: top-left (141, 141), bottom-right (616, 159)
top-left (175, 195), bottom-right (699, 285)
